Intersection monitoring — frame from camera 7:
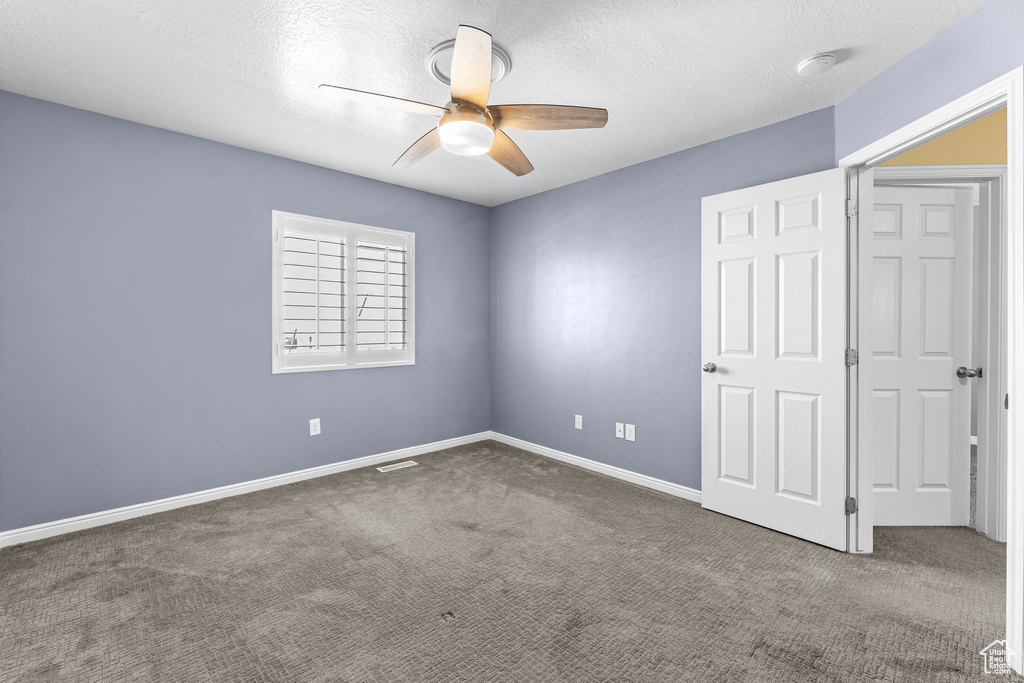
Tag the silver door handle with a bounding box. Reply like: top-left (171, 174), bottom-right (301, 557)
top-left (703, 362), bottom-right (717, 373)
top-left (956, 366), bottom-right (983, 379)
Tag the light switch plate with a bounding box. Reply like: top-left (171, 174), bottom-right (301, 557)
top-left (615, 422), bottom-right (624, 438)
top-left (625, 423), bottom-right (635, 442)
top-left (309, 418), bottom-right (321, 436)
top-left (574, 414), bottom-right (583, 430)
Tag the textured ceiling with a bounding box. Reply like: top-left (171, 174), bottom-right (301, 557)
top-left (0, 0), bottom-right (985, 206)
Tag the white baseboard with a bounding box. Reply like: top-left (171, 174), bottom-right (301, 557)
top-left (0, 431), bottom-right (492, 548)
top-left (1, 430), bottom-right (700, 548)
top-left (488, 431), bottom-right (702, 504)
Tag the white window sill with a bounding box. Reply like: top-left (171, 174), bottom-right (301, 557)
top-left (272, 359), bottom-right (415, 374)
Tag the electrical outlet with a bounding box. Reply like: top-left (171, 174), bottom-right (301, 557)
top-left (625, 423), bottom-right (635, 442)
top-left (615, 422), bottom-right (624, 438)
top-left (309, 418), bottom-right (321, 436)
top-left (574, 414), bottom-right (583, 430)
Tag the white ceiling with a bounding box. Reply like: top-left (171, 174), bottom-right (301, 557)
top-left (0, 0), bottom-right (984, 206)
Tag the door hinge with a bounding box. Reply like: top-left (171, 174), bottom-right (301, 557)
top-left (846, 199), bottom-right (858, 217)
top-left (845, 497), bottom-right (858, 515)
top-left (845, 348), bottom-right (858, 366)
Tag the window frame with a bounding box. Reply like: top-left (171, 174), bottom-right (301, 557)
top-left (271, 210), bottom-right (415, 374)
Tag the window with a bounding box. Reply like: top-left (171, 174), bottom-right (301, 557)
top-left (272, 211), bottom-right (414, 373)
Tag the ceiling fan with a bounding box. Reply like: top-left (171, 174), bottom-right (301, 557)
top-left (318, 25), bottom-right (608, 177)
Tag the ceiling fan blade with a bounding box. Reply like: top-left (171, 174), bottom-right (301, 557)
top-left (488, 130), bottom-right (534, 176)
top-left (393, 128), bottom-right (442, 168)
top-left (489, 105), bottom-right (608, 130)
top-left (449, 25), bottom-right (492, 109)
top-left (318, 84), bottom-right (447, 117)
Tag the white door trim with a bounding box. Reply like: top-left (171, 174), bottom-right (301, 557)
top-left (874, 164), bottom-right (1008, 542)
top-left (873, 164), bottom-right (1009, 182)
top-left (840, 66), bottom-right (1024, 674)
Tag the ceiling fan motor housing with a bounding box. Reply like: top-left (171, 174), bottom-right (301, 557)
top-left (437, 103), bottom-right (495, 156)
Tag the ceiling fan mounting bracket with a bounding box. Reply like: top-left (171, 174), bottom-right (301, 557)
top-left (426, 39), bottom-right (511, 87)
top-left (442, 102), bottom-right (492, 122)
top-left (436, 103), bottom-right (491, 129)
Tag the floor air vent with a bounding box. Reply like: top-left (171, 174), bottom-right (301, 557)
top-left (376, 460), bottom-right (418, 473)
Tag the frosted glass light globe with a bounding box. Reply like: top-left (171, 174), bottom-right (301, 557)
top-left (438, 119), bottom-right (495, 156)
top-left (437, 105), bottom-right (495, 156)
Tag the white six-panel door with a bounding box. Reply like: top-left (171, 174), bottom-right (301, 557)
top-left (701, 169), bottom-right (848, 550)
top-left (870, 185), bottom-right (973, 526)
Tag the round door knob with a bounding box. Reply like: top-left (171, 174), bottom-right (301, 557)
top-left (703, 362), bottom-right (717, 373)
top-left (956, 366), bottom-right (982, 379)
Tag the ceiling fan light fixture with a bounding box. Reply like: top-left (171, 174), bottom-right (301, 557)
top-left (323, 25), bottom-right (607, 175)
top-left (439, 120), bottom-right (494, 155)
top-left (437, 106), bottom-right (495, 156)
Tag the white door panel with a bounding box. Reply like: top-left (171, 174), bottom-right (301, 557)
top-left (701, 168), bottom-right (848, 551)
top-left (870, 185), bottom-right (972, 526)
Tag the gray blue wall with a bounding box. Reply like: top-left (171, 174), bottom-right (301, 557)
top-left (489, 109), bottom-right (836, 489)
top-left (835, 0), bottom-right (1023, 160)
top-left (3, 0), bottom-right (1020, 530)
top-left (488, 0), bottom-right (1023, 492)
top-left (0, 91), bottom-right (491, 531)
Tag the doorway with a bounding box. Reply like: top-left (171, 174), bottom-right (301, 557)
top-left (841, 67), bottom-right (1023, 673)
top-left (700, 65), bottom-right (1023, 673)
top-left (867, 161), bottom-right (1007, 533)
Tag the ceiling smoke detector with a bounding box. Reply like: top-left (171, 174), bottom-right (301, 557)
top-left (797, 53), bottom-right (836, 79)
top-left (426, 38), bottom-right (511, 86)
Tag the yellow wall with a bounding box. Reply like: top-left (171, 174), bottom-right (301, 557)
top-left (882, 108), bottom-right (1006, 166)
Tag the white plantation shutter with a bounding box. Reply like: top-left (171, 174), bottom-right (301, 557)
top-left (349, 223), bottom-right (414, 365)
top-left (272, 212), bottom-right (414, 373)
top-left (281, 232), bottom-right (344, 354)
top-left (355, 242), bottom-right (408, 351)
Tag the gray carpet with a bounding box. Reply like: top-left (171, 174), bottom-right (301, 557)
top-left (0, 440), bottom-right (1006, 682)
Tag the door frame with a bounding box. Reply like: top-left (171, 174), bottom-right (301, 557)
top-left (839, 66), bottom-right (1024, 673)
top-left (873, 164), bottom-right (1008, 540)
